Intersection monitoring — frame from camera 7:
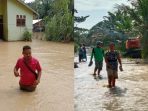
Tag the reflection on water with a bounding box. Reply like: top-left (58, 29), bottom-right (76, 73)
top-left (75, 57), bottom-right (148, 111)
top-left (0, 40), bottom-right (73, 111)
top-left (104, 87), bottom-right (127, 97)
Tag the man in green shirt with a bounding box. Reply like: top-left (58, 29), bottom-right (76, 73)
top-left (89, 41), bottom-right (104, 77)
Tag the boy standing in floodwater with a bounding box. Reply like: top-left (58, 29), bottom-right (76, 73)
top-left (14, 45), bottom-right (42, 92)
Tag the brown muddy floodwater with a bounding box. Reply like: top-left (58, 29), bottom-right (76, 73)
top-left (75, 57), bottom-right (148, 111)
top-left (0, 39), bottom-right (73, 111)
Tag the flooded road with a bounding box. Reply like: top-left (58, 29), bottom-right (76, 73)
top-left (75, 57), bottom-right (148, 111)
top-left (0, 39), bottom-right (73, 111)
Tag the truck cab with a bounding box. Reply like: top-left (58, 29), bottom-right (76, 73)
top-left (125, 37), bottom-right (141, 58)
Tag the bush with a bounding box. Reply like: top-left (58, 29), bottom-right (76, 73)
top-left (23, 30), bottom-right (32, 41)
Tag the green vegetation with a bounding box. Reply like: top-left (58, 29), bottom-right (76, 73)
top-left (23, 30), bottom-right (32, 41)
top-left (74, 9), bottom-right (89, 53)
top-left (45, 0), bottom-right (73, 42)
top-left (26, 0), bottom-right (73, 42)
top-left (88, 0), bottom-right (148, 59)
top-left (26, 0), bottom-right (148, 58)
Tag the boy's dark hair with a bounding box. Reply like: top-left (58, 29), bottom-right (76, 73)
top-left (23, 45), bottom-right (31, 51)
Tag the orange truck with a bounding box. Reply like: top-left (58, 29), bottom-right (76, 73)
top-left (126, 37), bottom-right (141, 49)
top-left (125, 37), bottom-right (141, 58)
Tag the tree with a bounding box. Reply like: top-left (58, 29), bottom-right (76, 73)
top-left (88, 0), bottom-right (148, 58)
top-left (88, 3), bottom-right (134, 49)
top-left (45, 0), bottom-right (74, 42)
top-left (125, 0), bottom-right (148, 58)
top-left (26, 0), bottom-right (53, 19)
top-left (26, 0), bottom-right (73, 42)
top-left (74, 9), bottom-right (89, 44)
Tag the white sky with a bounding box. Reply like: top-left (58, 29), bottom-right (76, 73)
top-left (75, 0), bottom-right (131, 29)
top-left (25, 0), bottom-right (35, 3)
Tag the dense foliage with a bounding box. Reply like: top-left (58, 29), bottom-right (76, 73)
top-left (26, 0), bottom-right (74, 42)
top-left (88, 0), bottom-right (148, 58)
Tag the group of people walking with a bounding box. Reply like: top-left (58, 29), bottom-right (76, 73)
top-left (79, 41), bottom-right (123, 88)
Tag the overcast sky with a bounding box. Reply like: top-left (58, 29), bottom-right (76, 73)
top-left (75, 0), bottom-right (131, 29)
top-left (25, 0), bottom-right (34, 3)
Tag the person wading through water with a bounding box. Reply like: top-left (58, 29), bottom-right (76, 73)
top-left (89, 41), bottom-right (104, 78)
top-left (105, 42), bottom-right (123, 88)
top-left (14, 45), bottom-right (42, 92)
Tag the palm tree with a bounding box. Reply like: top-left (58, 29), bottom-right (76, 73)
top-left (103, 1), bottom-right (148, 58)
